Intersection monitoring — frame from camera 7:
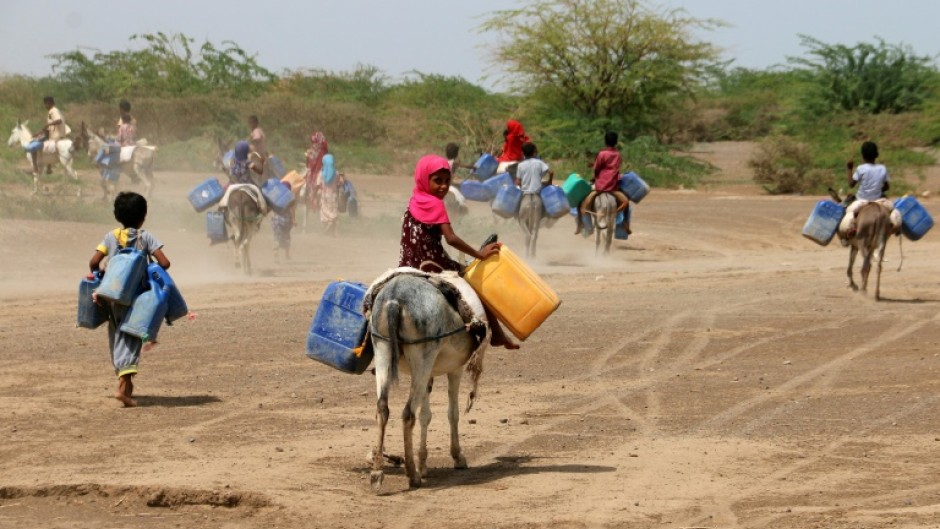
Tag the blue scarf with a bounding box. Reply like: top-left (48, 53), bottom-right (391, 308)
top-left (321, 154), bottom-right (336, 184)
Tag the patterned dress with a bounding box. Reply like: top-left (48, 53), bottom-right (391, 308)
top-left (399, 209), bottom-right (462, 273)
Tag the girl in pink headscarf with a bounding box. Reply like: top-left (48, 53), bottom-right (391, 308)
top-left (399, 155), bottom-right (519, 349)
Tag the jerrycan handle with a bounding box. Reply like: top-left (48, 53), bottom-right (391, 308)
top-left (149, 267), bottom-right (167, 289)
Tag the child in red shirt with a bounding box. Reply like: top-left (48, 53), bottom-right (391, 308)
top-left (575, 131), bottom-right (630, 235)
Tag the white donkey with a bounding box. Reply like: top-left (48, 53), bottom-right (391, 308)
top-left (517, 193), bottom-right (543, 258)
top-left (6, 120), bottom-right (77, 193)
top-left (78, 122), bottom-right (156, 200)
top-left (587, 192), bottom-right (617, 255)
top-left (367, 273), bottom-right (487, 492)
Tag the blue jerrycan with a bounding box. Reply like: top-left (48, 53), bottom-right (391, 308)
top-left (120, 266), bottom-right (170, 342)
top-left (77, 271), bottom-right (108, 329)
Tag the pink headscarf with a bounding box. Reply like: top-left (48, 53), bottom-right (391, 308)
top-left (408, 155), bottom-right (451, 225)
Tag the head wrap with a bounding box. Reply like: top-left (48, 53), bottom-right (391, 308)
top-left (234, 141), bottom-right (250, 162)
top-left (408, 155), bottom-right (451, 225)
top-left (321, 154), bottom-right (336, 184)
top-left (498, 120), bottom-right (530, 162)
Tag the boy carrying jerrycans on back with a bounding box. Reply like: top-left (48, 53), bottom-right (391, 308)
top-left (88, 192), bottom-right (171, 407)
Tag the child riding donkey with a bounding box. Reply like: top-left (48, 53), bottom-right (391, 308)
top-left (837, 141), bottom-right (902, 245)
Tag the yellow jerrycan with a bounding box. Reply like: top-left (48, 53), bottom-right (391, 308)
top-left (462, 245), bottom-right (561, 340)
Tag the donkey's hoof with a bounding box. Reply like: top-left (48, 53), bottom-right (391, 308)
top-left (370, 471), bottom-right (385, 493)
top-left (408, 476), bottom-right (422, 489)
top-left (454, 454), bottom-right (468, 469)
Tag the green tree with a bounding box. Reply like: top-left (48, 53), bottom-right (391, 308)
top-left (480, 0), bottom-right (722, 135)
top-left (789, 35), bottom-right (937, 114)
top-left (48, 32), bottom-right (274, 101)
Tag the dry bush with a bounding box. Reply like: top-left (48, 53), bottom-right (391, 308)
top-left (749, 136), bottom-right (820, 194)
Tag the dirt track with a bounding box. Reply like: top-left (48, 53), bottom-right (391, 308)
top-left (2, 143), bottom-right (940, 529)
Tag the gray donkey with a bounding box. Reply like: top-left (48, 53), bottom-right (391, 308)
top-left (588, 192), bottom-right (617, 255)
top-left (517, 193), bottom-right (543, 258)
top-left (367, 274), bottom-right (487, 492)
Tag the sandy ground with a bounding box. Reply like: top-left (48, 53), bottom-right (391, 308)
top-left (2, 142), bottom-right (940, 529)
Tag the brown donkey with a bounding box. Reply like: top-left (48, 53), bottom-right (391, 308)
top-left (847, 201), bottom-right (892, 300)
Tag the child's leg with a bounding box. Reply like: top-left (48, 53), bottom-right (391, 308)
top-left (612, 190), bottom-right (631, 233)
top-left (110, 305), bottom-right (141, 407)
top-left (575, 191), bottom-right (598, 235)
top-left (484, 306), bottom-right (519, 350)
top-left (612, 190), bottom-right (629, 212)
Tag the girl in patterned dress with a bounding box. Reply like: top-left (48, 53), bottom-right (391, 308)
top-left (399, 154), bottom-right (518, 349)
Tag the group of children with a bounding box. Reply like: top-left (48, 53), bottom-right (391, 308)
top-left (88, 110), bottom-right (900, 407)
top-left (90, 124), bottom-right (631, 403)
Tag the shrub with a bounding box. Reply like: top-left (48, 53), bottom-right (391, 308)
top-left (749, 136), bottom-right (820, 194)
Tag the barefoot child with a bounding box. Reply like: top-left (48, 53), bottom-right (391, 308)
top-left (88, 192), bottom-right (171, 407)
top-left (399, 154), bottom-right (519, 349)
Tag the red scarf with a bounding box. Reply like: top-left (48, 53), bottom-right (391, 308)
top-left (498, 119), bottom-right (529, 162)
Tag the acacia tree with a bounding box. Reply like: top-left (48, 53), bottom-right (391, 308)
top-left (480, 0), bottom-right (722, 134)
top-left (49, 32), bottom-right (275, 101)
top-left (789, 35), bottom-right (937, 114)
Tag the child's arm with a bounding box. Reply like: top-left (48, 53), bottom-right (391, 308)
top-left (846, 160), bottom-right (857, 188)
top-left (89, 250), bottom-right (106, 273)
top-left (440, 224), bottom-right (501, 261)
top-left (152, 249), bottom-right (171, 269)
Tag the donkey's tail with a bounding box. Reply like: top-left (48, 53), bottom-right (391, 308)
top-left (386, 299), bottom-right (401, 385)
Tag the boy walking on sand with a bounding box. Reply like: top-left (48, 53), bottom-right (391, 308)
top-left (88, 192), bottom-right (171, 407)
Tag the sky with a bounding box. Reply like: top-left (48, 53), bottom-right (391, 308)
top-left (1, 0), bottom-right (938, 91)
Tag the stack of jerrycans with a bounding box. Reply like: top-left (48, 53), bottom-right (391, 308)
top-left (120, 264), bottom-right (188, 342)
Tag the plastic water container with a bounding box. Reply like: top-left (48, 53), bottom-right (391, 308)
top-left (562, 174), bottom-right (591, 208)
top-left (338, 179), bottom-right (357, 214)
top-left (267, 155), bottom-right (286, 179)
top-left (569, 206), bottom-right (593, 237)
top-left (894, 196), bottom-right (934, 241)
top-left (482, 172), bottom-right (514, 198)
top-left (619, 172), bottom-right (650, 203)
top-left (306, 281), bottom-right (372, 374)
top-left (461, 180), bottom-right (494, 202)
top-left (262, 178), bottom-right (294, 212)
top-left (222, 150), bottom-right (234, 171)
top-left (463, 246), bottom-right (561, 341)
top-left (77, 272), bottom-right (108, 329)
top-left (472, 153), bottom-right (498, 180)
top-left (801, 200), bottom-right (845, 246)
top-left (148, 263), bottom-right (187, 324)
top-left (540, 185), bottom-right (569, 219)
top-left (206, 211), bottom-right (228, 244)
top-left (347, 196), bottom-right (359, 217)
top-left (492, 185), bottom-right (522, 218)
top-left (120, 268), bottom-right (168, 342)
top-left (96, 248), bottom-right (148, 305)
top-left (188, 178), bottom-right (225, 212)
top-left (615, 208), bottom-right (633, 240)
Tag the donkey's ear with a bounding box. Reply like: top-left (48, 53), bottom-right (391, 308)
top-left (22, 119), bottom-right (28, 126)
